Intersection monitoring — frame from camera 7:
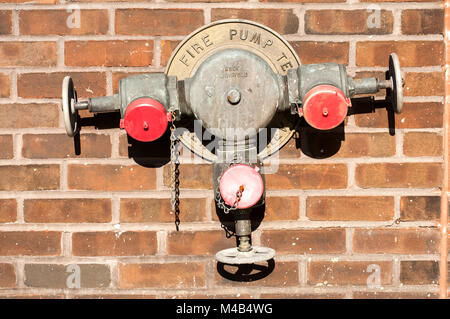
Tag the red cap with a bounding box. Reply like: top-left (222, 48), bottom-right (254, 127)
top-left (121, 98), bottom-right (168, 142)
top-left (302, 85), bottom-right (351, 130)
top-left (219, 164), bottom-right (264, 209)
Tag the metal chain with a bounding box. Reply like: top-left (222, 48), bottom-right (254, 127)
top-left (169, 111), bottom-right (181, 231)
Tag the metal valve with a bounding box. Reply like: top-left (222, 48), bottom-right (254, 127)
top-left (59, 19), bottom-right (405, 270)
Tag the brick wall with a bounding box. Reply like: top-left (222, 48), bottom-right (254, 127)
top-left (0, 0), bottom-right (447, 299)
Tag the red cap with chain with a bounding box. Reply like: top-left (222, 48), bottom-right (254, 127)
top-left (219, 164), bottom-right (264, 209)
top-left (120, 97), bottom-right (171, 142)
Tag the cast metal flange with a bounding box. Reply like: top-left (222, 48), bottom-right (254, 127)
top-left (215, 246), bottom-right (275, 264)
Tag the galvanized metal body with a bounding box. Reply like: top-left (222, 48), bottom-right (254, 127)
top-left (60, 19), bottom-right (404, 266)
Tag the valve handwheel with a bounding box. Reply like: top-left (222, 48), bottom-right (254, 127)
top-left (62, 76), bottom-right (80, 137)
top-left (387, 53), bottom-right (404, 114)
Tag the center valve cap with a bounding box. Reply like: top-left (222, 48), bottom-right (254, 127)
top-left (219, 164), bottom-right (264, 209)
top-left (120, 97), bottom-right (169, 142)
top-left (302, 85), bottom-right (351, 130)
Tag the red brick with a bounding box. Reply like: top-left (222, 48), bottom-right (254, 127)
top-left (24, 264), bottom-right (110, 288)
top-left (0, 73), bottom-right (9, 98)
top-left (18, 72), bottom-right (106, 99)
top-left (403, 132), bottom-right (442, 157)
top-left (116, 9), bottom-right (204, 36)
top-left (0, 11), bottom-right (11, 35)
top-left (402, 9), bottom-right (444, 35)
top-left (22, 134), bottom-right (111, 159)
top-left (291, 41), bottom-right (349, 65)
top-left (211, 9), bottom-right (299, 34)
top-left (0, 199), bottom-right (16, 223)
top-left (73, 294), bottom-right (156, 299)
top-left (355, 163), bottom-right (441, 188)
top-left (163, 163), bottom-right (212, 189)
top-left (260, 293), bottom-right (345, 299)
top-left (264, 196), bottom-right (300, 221)
top-left (400, 196), bottom-right (440, 221)
top-left (0, 135), bottom-right (13, 159)
top-left (112, 72), bottom-right (146, 94)
top-left (65, 41), bottom-right (154, 67)
top-left (119, 262), bottom-right (206, 288)
top-left (353, 228), bottom-right (440, 254)
top-left (308, 261), bottom-right (393, 285)
top-left (120, 197), bottom-right (207, 223)
top-left (0, 0), bottom-right (56, 3)
top-left (404, 72), bottom-right (444, 97)
top-left (24, 199), bottom-right (111, 223)
top-left (278, 136), bottom-right (301, 158)
top-left (356, 41), bottom-right (444, 67)
top-left (161, 40), bottom-right (180, 67)
top-left (0, 231), bottom-right (61, 256)
top-left (0, 263), bottom-right (15, 288)
top-left (305, 10), bottom-right (393, 35)
top-left (400, 260), bottom-right (439, 285)
top-left (0, 104), bottom-right (59, 128)
top-left (68, 164), bottom-right (156, 191)
top-left (0, 42), bottom-right (57, 66)
top-left (167, 230), bottom-right (229, 255)
top-left (214, 261), bottom-right (299, 287)
top-left (307, 196), bottom-right (394, 221)
top-left (360, 0), bottom-right (441, 3)
top-left (260, 0), bottom-right (345, 2)
top-left (355, 102), bottom-right (443, 129)
top-left (20, 10), bottom-right (108, 35)
top-left (0, 165), bottom-right (59, 191)
top-left (72, 231), bottom-right (157, 256)
top-left (265, 164), bottom-right (347, 190)
top-left (261, 229), bottom-right (346, 254)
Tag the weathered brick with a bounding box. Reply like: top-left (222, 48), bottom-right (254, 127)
top-left (167, 230), bottom-right (229, 255)
top-left (24, 264), bottom-right (110, 288)
top-left (0, 263), bottom-right (15, 288)
top-left (214, 261), bottom-right (299, 287)
top-left (19, 10), bottom-right (109, 35)
top-left (119, 262), bottom-right (206, 288)
top-left (0, 73), bottom-right (9, 97)
top-left (0, 42), bottom-right (57, 66)
top-left (264, 196), bottom-right (300, 221)
top-left (0, 199), bottom-right (16, 223)
top-left (116, 9), bottom-right (204, 36)
top-left (308, 261), bottom-right (393, 285)
top-left (356, 41), bottom-right (444, 67)
top-left (112, 72), bottom-right (146, 94)
top-left (0, 104), bottom-right (59, 128)
top-left (211, 9), bottom-right (299, 34)
top-left (0, 0), bottom-right (56, 3)
top-left (400, 196), bottom-right (440, 221)
top-left (402, 9), bottom-right (444, 35)
top-left (68, 164), bottom-right (156, 191)
top-left (307, 196), bottom-right (394, 221)
top-left (403, 132), bottom-right (442, 157)
top-left (355, 163), bottom-right (441, 188)
top-left (18, 72), bottom-right (106, 99)
top-left (0, 165), bottom-right (59, 191)
top-left (65, 41), bottom-right (154, 67)
top-left (0, 231), bottom-right (61, 256)
top-left (24, 199), bottom-right (111, 223)
top-left (22, 134), bottom-right (112, 159)
top-left (120, 197), bottom-right (207, 223)
top-left (0, 11), bottom-right (11, 35)
top-left (305, 10), bottom-right (393, 35)
top-left (400, 261), bottom-right (439, 285)
top-left (355, 102), bottom-right (443, 129)
top-left (265, 164), bottom-right (347, 190)
top-left (278, 137), bottom-right (301, 158)
top-left (353, 228), bottom-right (440, 254)
top-left (261, 229), bottom-right (346, 254)
top-left (354, 292), bottom-right (438, 299)
top-left (404, 72), bottom-right (444, 97)
top-left (0, 135), bottom-right (13, 159)
top-left (161, 40), bottom-right (181, 67)
top-left (72, 231), bottom-right (157, 256)
top-left (291, 41), bottom-right (349, 65)
top-left (260, 293), bottom-right (345, 299)
top-left (73, 294), bottom-right (156, 299)
top-left (163, 163), bottom-right (212, 189)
